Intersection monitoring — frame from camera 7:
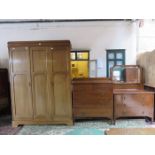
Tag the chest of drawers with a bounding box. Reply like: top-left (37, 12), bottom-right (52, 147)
top-left (114, 89), bottom-right (154, 123)
top-left (72, 78), bottom-right (113, 121)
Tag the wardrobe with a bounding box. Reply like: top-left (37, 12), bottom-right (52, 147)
top-left (8, 40), bottom-right (73, 127)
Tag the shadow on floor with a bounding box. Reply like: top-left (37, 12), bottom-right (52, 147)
top-left (0, 108), bottom-right (22, 135)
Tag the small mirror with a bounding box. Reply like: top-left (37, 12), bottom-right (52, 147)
top-left (111, 66), bottom-right (125, 82)
top-left (111, 65), bottom-right (142, 84)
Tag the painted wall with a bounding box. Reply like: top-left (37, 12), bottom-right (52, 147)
top-left (138, 20), bottom-right (155, 53)
top-left (0, 21), bottom-right (137, 77)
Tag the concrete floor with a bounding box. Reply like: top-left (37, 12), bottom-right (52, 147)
top-left (0, 113), bottom-right (154, 135)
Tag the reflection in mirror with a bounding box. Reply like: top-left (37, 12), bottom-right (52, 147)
top-left (108, 61), bottom-right (115, 77)
top-left (116, 61), bottom-right (123, 65)
top-left (116, 53), bottom-right (123, 59)
top-left (108, 53), bottom-right (115, 59)
top-left (111, 66), bottom-right (125, 82)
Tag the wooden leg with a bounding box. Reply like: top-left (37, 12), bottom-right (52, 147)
top-left (67, 120), bottom-right (74, 126)
top-left (145, 117), bottom-right (153, 124)
top-left (12, 121), bottom-right (18, 128)
top-left (113, 118), bottom-right (116, 125)
top-left (150, 117), bottom-right (153, 124)
top-left (111, 119), bottom-right (115, 125)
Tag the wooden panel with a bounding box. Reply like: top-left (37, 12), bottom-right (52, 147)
top-left (33, 74), bottom-right (48, 119)
top-left (47, 48), bottom-right (53, 73)
top-left (52, 46), bottom-right (72, 121)
top-left (11, 47), bottom-right (29, 73)
top-left (13, 75), bottom-right (33, 119)
top-left (53, 74), bottom-right (71, 118)
top-left (31, 47), bottom-right (47, 72)
top-left (114, 95), bottom-right (123, 117)
top-left (124, 94), bottom-right (154, 117)
top-left (74, 108), bottom-right (112, 117)
top-left (72, 78), bottom-right (113, 119)
top-left (8, 40), bottom-right (71, 48)
top-left (73, 84), bottom-right (113, 108)
top-left (125, 67), bottom-right (140, 83)
top-left (52, 48), bottom-right (69, 72)
top-left (114, 91), bottom-right (154, 121)
top-left (113, 84), bottom-right (143, 89)
top-left (9, 47), bottom-right (33, 120)
top-left (30, 47), bottom-right (50, 120)
top-left (144, 85), bottom-right (155, 121)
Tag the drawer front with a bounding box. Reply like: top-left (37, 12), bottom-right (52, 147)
top-left (73, 83), bottom-right (113, 107)
top-left (116, 107), bottom-right (153, 117)
top-left (73, 83), bottom-right (113, 92)
top-left (114, 93), bottom-right (154, 118)
top-left (73, 94), bottom-right (113, 107)
top-left (73, 84), bottom-right (92, 91)
top-left (73, 107), bottom-right (113, 118)
top-left (123, 94), bottom-right (154, 108)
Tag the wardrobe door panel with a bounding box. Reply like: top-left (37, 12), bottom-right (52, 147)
top-left (13, 75), bottom-right (33, 118)
top-left (11, 47), bottom-right (29, 73)
top-left (10, 47), bottom-right (33, 119)
top-left (53, 74), bottom-right (71, 118)
top-left (33, 74), bottom-right (48, 119)
top-left (52, 48), bottom-right (69, 72)
top-left (31, 47), bottom-right (47, 72)
top-left (31, 47), bottom-right (49, 119)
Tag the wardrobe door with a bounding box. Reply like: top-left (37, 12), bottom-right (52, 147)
top-left (10, 47), bottom-right (33, 119)
top-left (52, 47), bottom-right (72, 121)
top-left (30, 47), bottom-right (52, 120)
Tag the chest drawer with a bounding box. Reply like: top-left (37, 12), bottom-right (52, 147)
top-left (114, 92), bottom-right (154, 119)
